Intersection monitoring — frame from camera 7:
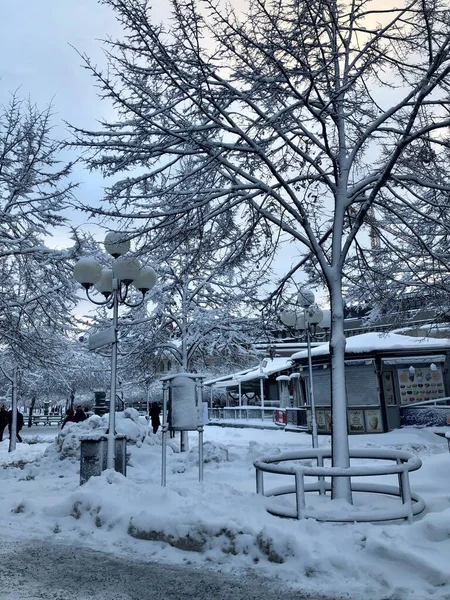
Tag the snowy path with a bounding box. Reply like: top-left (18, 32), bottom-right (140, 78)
top-left (0, 539), bottom-right (323, 600)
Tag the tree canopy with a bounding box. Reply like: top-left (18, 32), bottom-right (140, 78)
top-left (73, 0), bottom-right (450, 500)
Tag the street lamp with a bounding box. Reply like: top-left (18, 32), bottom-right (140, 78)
top-left (73, 232), bottom-right (157, 470)
top-left (257, 352), bottom-right (267, 420)
top-left (280, 288), bottom-right (324, 448)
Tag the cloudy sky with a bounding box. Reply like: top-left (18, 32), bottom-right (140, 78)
top-left (0, 0), bottom-right (172, 242)
top-left (0, 1), bottom-right (171, 127)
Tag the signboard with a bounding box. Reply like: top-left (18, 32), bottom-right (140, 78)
top-left (382, 372), bottom-right (396, 405)
top-left (161, 373), bottom-right (206, 486)
top-left (348, 409), bottom-right (365, 433)
top-left (397, 365), bottom-right (445, 404)
top-left (365, 409), bottom-right (383, 432)
top-left (316, 410), bottom-right (327, 430)
top-left (89, 327), bottom-right (116, 351)
top-left (400, 406), bottom-right (450, 428)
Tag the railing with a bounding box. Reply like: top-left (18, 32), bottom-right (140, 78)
top-left (401, 396), bottom-right (450, 407)
top-left (208, 406), bottom-right (277, 421)
top-left (29, 415), bottom-right (63, 426)
top-left (274, 407), bottom-right (308, 429)
top-left (254, 447), bottom-right (425, 523)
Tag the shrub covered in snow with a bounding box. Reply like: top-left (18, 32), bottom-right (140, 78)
top-left (52, 423), bottom-right (81, 460)
top-left (189, 440), bottom-right (229, 464)
top-left (115, 408), bottom-right (148, 444)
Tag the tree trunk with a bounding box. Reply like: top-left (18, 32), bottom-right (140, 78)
top-left (28, 395), bottom-right (36, 428)
top-left (329, 284), bottom-right (352, 502)
top-left (180, 296), bottom-right (190, 453)
top-left (8, 368), bottom-right (18, 453)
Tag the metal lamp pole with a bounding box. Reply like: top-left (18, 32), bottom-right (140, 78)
top-left (298, 288), bottom-right (324, 449)
top-left (280, 287), bottom-right (323, 448)
top-left (259, 357), bottom-right (265, 420)
top-left (305, 312), bottom-right (319, 448)
top-left (107, 277), bottom-right (119, 469)
top-left (73, 232), bottom-right (157, 471)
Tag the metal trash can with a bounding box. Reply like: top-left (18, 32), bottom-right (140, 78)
top-left (80, 435), bottom-right (127, 485)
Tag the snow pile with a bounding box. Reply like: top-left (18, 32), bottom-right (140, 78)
top-left (52, 423), bottom-right (81, 460)
top-left (39, 453), bottom-right (450, 599)
top-left (189, 440), bottom-right (229, 464)
top-left (47, 409), bottom-right (149, 461)
top-left (1, 426), bottom-right (450, 600)
top-left (115, 408), bottom-right (148, 444)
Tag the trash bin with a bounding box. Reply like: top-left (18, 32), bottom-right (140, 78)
top-left (80, 435), bottom-right (127, 485)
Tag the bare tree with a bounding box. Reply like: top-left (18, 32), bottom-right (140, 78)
top-left (73, 0), bottom-right (450, 501)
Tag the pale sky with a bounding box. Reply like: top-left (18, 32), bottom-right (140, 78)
top-left (0, 1), bottom-right (171, 127)
top-left (0, 0), bottom-right (171, 243)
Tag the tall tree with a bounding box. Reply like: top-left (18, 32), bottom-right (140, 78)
top-left (0, 95), bottom-right (80, 367)
top-left (74, 0), bottom-right (450, 501)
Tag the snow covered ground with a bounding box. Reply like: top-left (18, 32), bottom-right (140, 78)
top-left (1, 413), bottom-right (450, 600)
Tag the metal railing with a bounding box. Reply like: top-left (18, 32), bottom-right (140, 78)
top-left (400, 396), bottom-right (450, 407)
top-left (274, 407), bottom-right (309, 429)
top-left (29, 415), bottom-right (63, 426)
top-left (208, 406), bottom-right (277, 421)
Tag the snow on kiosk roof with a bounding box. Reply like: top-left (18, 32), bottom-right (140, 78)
top-left (290, 331), bottom-right (450, 361)
top-left (205, 357), bottom-right (293, 388)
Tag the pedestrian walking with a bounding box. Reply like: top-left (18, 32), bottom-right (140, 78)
top-left (0, 405), bottom-right (8, 441)
top-left (150, 402), bottom-right (161, 434)
top-left (74, 406), bottom-right (87, 423)
top-left (61, 408), bottom-right (76, 429)
top-left (8, 409), bottom-right (24, 442)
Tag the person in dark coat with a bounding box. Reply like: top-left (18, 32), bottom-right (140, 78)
top-left (8, 409), bottom-right (24, 442)
top-left (150, 402), bottom-right (161, 434)
top-left (0, 405), bottom-right (8, 441)
top-left (61, 408), bottom-right (76, 429)
top-left (74, 406), bottom-right (87, 423)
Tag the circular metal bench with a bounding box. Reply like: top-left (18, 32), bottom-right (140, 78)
top-left (254, 447), bottom-right (425, 523)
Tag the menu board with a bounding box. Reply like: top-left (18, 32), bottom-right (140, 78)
top-left (365, 409), bottom-right (383, 432)
top-left (345, 364), bottom-right (379, 406)
top-left (382, 372), bottom-right (395, 405)
top-left (348, 409), bottom-right (365, 432)
top-left (397, 365), bottom-right (445, 404)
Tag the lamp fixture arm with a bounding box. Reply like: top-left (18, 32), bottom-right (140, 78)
top-left (119, 296), bottom-right (146, 308)
top-left (117, 281), bottom-right (146, 308)
top-left (85, 287), bottom-right (112, 307)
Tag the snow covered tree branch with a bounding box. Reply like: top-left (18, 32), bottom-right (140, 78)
top-left (73, 0), bottom-right (450, 501)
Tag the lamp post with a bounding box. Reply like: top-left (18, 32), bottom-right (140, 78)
top-left (73, 232), bottom-right (157, 470)
top-left (257, 352), bottom-right (267, 420)
top-left (280, 288), bottom-right (324, 448)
